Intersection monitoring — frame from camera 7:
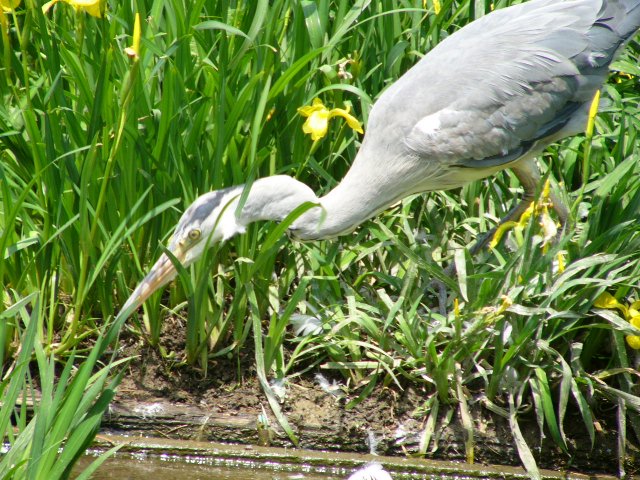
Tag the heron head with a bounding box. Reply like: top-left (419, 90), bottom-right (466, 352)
top-left (119, 187), bottom-right (242, 317)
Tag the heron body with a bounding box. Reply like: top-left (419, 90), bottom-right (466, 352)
top-left (120, 0), bottom-right (640, 316)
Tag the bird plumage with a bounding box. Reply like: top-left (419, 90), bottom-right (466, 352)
top-left (120, 0), bottom-right (640, 317)
top-left (333, 0), bottom-right (640, 213)
top-left (312, 0), bottom-right (640, 239)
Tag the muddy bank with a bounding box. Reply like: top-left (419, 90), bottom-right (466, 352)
top-left (108, 332), bottom-right (639, 477)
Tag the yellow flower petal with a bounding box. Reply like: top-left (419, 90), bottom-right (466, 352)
top-left (297, 98), bottom-right (326, 117)
top-left (516, 201), bottom-right (535, 228)
top-left (630, 315), bottom-right (640, 329)
top-left (539, 209), bottom-right (558, 245)
top-left (625, 335), bottom-right (640, 350)
top-left (297, 105), bottom-right (323, 117)
top-left (489, 220), bottom-right (518, 249)
top-left (433, 0), bottom-right (441, 15)
top-left (298, 99), bottom-right (362, 140)
top-left (63, 0), bottom-right (103, 18)
top-left (555, 251), bottom-right (566, 274)
top-left (329, 107), bottom-right (364, 134)
top-left (540, 179), bottom-right (551, 203)
top-left (1, 0), bottom-right (21, 12)
top-left (594, 292), bottom-right (624, 310)
top-left (497, 295), bottom-right (513, 315)
top-left (586, 89), bottom-right (600, 138)
top-left (302, 110), bottom-right (330, 141)
top-left (124, 13), bottom-right (141, 59)
top-left (42, 0), bottom-right (58, 14)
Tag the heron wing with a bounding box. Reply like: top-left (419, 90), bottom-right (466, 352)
top-left (364, 0), bottom-right (634, 170)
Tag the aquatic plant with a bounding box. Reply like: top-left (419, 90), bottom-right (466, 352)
top-left (1, 0), bottom-right (638, 477)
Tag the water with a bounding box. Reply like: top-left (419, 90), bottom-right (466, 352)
top-left (74, 454), bottom-right (339, 479)
top-left (69, 434), bottom-right (575, 480)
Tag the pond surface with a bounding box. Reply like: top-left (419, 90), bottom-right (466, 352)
top-left (74, 454), bottom-right (341, 479)
top-left (70, 433), bottom-right (594, 480)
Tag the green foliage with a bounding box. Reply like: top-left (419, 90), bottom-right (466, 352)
top-left (1, 0), bottom-right (639, 476)
top-left (0, 294), bottom-right (125, 479)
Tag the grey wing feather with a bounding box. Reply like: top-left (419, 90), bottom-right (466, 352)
top-left (363, 0), bottom-right (640, 172)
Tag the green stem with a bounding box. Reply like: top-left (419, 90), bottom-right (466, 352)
top-left (58, 55), bottom-right (140, 353)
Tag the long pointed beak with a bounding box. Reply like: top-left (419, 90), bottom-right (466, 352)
top-left (119, 247), bottom-right (184, 319)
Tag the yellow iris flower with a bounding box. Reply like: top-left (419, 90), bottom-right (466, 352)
top-left (1, 0), bottom-right (20, 12)
top-left (298, 98), bottom-right (363, 141)
top-left (585, 90), bottom-right (600, 138)
top-left (42, 0), bottom-right (104, 19)
top-left (124, 13), bottom-right (141, 59)
top-left (490, 180), bottom-right (560, 251)
top-left (489, 180), bottom-right (566, 274)
top-left (422, 0), bottom-right (441, 14)
top-left (594, 292), bottom-right (640, 349)
top-left (555, 251), bottom-right (566, 274)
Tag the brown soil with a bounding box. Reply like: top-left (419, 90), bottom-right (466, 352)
top-left (106, 315), bottom-right (639, 477)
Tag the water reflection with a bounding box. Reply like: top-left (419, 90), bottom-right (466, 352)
top-left (73, 455), bottom-right (345, 480)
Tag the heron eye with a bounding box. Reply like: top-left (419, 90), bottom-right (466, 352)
top-left (188, 229), bottom-right (201, 241)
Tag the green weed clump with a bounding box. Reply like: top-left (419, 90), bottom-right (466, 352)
top-left (1, 0), bottom-right (639, 477)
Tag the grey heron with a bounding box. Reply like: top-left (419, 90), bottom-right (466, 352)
top-left (119, 0), bottom-right (640, 318)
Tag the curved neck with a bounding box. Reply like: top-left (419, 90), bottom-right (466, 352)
top-left (218, 176), bottom-right (322, 240)
top-left (225, 169), bottom-right (401, 241)
top-left (298, 148), bottom-right (411, 239)
top-left (311, 171), bottom-right (402, 239)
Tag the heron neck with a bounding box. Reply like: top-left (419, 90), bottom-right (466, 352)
top-left (283, 151), bottom-right (404, 240)
top-left (228, 172), bottom-right (399, 241)
top-left (309, 172), bottom-right (400, 239)
top-left (233, 176), bottom-right (319, 226)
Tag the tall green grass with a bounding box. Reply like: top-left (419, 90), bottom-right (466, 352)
top-left (1, 0), bottom-right (639, 477)
top-left (0, 293), bottom-right (126, 479)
